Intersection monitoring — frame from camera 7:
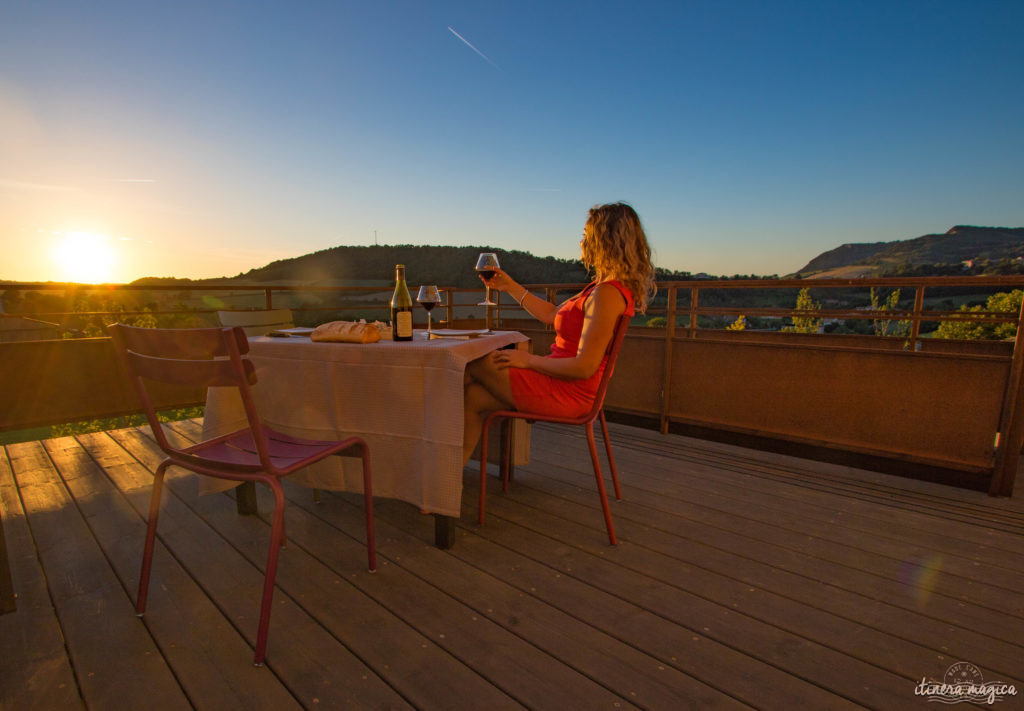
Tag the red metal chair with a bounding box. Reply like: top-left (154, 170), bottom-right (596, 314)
top-left (108, 324), bottom-right (375, 665)
top-left (478, 314), bottom-right (630, 545)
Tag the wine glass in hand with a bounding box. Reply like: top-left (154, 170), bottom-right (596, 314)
top-left (475, 252), bottom-right (500, 306)
top-left (416, 285), bottom-right (441, 333)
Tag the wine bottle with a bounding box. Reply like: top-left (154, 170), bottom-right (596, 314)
top-left (390, 264), bottom-right (414, 341)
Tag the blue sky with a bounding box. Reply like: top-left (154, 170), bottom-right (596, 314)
top-left (1, 0), bottom-right (1022, 282)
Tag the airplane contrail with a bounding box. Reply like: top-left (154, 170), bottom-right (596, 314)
top-left (447, 26), bottom-right (499, 69)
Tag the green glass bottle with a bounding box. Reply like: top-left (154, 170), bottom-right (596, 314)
top-left (390, 264), bottom-right (414, 341)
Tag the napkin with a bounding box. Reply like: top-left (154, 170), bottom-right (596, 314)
top-left (310, 320), bottom-right (382, 343)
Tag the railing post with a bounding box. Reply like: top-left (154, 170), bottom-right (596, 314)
top-left (660, 286), bottom-right (677, 434)
top-left (264, 288), bottom-right (272, 310)
top-left (688, 287), bottom-right (699, 338)
top-left (990, 298), bottom-right (1024, 496)
top-left (908, 286), bottom-right (925, 350)
top-left (444, 288), bottom-right (454, 326)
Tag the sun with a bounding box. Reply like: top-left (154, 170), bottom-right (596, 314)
top-left (52, 231), bottom-right (117, 283)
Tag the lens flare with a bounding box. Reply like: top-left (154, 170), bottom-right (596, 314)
top-left (898, 553), bottom-right (943, 608)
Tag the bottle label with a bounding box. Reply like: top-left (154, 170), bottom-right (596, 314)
top-left (396, 311), bottom-right (413, 337)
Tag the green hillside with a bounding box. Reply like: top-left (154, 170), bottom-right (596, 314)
top-left (798, 226), bottom-right (1024, 276)
top-left (798, 241), bottom-right (898, 273)
top-left (228, 245), bottom-right (590, 287)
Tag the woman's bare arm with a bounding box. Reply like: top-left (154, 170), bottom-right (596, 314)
top-left (482, 268), bottom-right (557, 325)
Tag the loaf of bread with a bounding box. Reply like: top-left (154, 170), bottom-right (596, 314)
top-left (310, 320), bottom-right (382, 343)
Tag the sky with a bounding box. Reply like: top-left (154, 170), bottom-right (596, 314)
top-left (1, 0), bottom-right (1023, 283)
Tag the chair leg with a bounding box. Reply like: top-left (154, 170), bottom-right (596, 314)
top-left (585, 423), bottom-right (617, 546)
top-left (500, 417), bottom-right (512, 492)
top-left (136, 460), bottom-right (170, 616)
top-left (598, 410), bottom-right (623, 501)
top-left (358, 442), bottom-right (376, 572)
top-left (254, 479), bottom-right (286, 666)
top-left (478, 417), bottom-right (491, 525)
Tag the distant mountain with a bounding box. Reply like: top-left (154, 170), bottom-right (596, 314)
top-left (797, 241), bottom-right (899, 274)
top-left (798, 226), bottom-right (1024, 276)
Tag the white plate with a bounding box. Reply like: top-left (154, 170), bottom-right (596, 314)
top-left (269, 327), bottom-right (315, 337)
top-left (428, 329), bottom-right (491, 338)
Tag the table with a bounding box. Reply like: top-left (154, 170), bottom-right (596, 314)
top-left (202, 329), bottom-right (529, 545)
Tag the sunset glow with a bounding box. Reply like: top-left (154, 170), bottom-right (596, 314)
top-left (51, 231), bottom-right (117, 283)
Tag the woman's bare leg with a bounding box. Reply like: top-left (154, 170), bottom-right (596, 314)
top-left (463, 353), bottom-right (515, 467)
top-left (466, 352), bottom-right (515, 404)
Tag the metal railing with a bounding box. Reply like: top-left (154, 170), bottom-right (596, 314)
top-left (3, 275), bottom-right (1023, 337)
top-left (8, 274), bottom-right (1024, 338)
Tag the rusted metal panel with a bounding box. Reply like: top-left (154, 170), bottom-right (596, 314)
top-left (664, 338), bottom-right (1005, 472)
top-left (0, 338), bottom-right (203, 432)
top-left (606, 336), bottom-right (665, 414)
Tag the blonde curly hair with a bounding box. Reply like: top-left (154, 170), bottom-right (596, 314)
top-left (580, 202), bottom-right (657, 313)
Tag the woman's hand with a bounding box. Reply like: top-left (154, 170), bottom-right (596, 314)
top-left (479, 267), bottom-right (518, 295)
top-left (481, 267), bottom-right (558, 326)
top-left (490, 348), bottom-right (531, 370)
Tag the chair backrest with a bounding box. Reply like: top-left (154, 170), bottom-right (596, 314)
top-left (583, 313), bottom-right (631, 421)
top-left (107, 324), bottom-right (270, 468)
top-left (217, 309), bottom-right (294, 336)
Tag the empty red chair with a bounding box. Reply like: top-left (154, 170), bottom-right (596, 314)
top-left (108, 324), bottom-right (375, 665)
top-left (478, 314), bottom-right (630, 545)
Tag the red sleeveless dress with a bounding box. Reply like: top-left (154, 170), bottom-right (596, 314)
top-left (509, 280), bottom-right (635, 418)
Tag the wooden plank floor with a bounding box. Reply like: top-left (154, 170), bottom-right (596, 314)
top-left (2, 419), bottom-right (1022, 710)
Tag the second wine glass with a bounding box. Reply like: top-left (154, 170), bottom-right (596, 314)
top-left (475, 252), bottom-right (500, 307)
top-left (416, 284), bottom-right (441, 333)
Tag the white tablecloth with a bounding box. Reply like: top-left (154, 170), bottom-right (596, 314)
top-left (202, 330), bottom-right (528, 517)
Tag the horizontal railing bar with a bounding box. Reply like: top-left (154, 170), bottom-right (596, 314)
top-left (1, 305), bottom-right (1011, 321)
top-left (485, 276), bottom-right (1024, 290)
top-left (8, 275), bottom-right (1024, 292)
top-left (0, 282), bottom-right (394, 292)
top-left (654, 276), bottom-right (1024, 289)
top-left (0, 304), bottom-right (393, 319)
top-left (690, 307), bottom-right (1019, 323)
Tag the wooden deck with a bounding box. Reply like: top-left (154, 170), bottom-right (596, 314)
top-left (2, 419), bottom-right (1023, 710)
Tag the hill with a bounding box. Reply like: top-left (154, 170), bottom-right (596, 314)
top-left (797, 226), bottom-right (1024, 276)
top-left (133, 244), bottom-right (692, 288)
top-left (228, 245), bottom-right (590, 287)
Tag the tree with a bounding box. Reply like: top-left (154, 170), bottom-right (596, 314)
top-left (783, 288), bottom-right (822, 334)
top-left (935, 289), bottom-right (1024, 340)
top-left (870, 288), bottom-right (911, 338)
top-left (726, 315), bottom-right (747, 331)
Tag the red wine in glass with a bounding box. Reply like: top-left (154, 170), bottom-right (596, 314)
top-left (475, 253), bottom-right (500, 307)
top-left (416, 285), bottom-right (441, 333)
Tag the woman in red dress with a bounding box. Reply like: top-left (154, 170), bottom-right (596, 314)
top-left (462, 202), bottom-right (657, 466)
